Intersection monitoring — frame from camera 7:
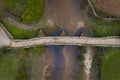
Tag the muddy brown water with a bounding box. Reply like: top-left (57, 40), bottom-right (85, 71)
top-left (44, 0), bottom-right (87, 80)
top-left (44, 0), bottom-right (83, 35)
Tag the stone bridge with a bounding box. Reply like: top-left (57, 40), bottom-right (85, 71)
top-left (11, 37), bottom-right (120, 48)
top-left (0, 23), bottom-right (120, 48)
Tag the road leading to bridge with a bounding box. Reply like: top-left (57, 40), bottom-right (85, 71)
top-left (0, 24), bottom-right (11, 48)
top-left (10, 37), bottom-right (120, 48)
top-left (44, 0), bottom-right (84, 35)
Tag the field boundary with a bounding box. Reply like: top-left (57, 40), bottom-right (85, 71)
top-left (0, 23), bottom-right (13, 39)
top-left (87, 0), bottom-right (120, 21)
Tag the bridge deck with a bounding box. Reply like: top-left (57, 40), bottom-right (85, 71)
top-left (0, 23), bottom-right (119, 48)
top-left (11, 37), bottom-right (120, 48)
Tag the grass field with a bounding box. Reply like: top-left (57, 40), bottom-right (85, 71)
top-left (4, 0), bottom-right (22, 10)
top-left (90, 19), bottom-right (120, 37)
top-left (0, 46), bottom-right (45, 80)
top-left (4, 0), bottom-right (24, 16)
top-left (2, 22), bottom-right (39, 39)
top-left (86, 12), bottom-right (120, 37)
top-left (85, 4), bottom-right (120, 37)
top-left (101, 48), bottom-right (120, 80)
top-left (21, 0), bottom-right (44, 24)
top-left (0, 49), bottom-right (27, 80)
top-left (4, 0), bottom-right (44, 24)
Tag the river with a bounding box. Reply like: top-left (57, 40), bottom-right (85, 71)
top-left (44, 0), bottom-right (88, 80)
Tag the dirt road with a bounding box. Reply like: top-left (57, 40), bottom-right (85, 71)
top-left (0, 24), bottom-right (10, 48)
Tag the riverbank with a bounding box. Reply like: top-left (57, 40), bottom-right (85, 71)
top-left (84, 46), bottom-right (95, 80)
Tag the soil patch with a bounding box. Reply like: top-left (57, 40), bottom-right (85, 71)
top-left (92, 0), bottom-right (120, 17)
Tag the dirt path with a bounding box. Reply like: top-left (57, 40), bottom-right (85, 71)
top-left (3, 16), bottom-right (43, 30)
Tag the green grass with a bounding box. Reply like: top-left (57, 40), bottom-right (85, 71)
top-left (21, 0), bottom-right (44, 24)
top-left (4, 0), bottom-right (21, 10)
top-left (2, 22), bottom-right (39, 39)
top-left (4, 0), bottom-right (24, 15)
top-left (4, 0), bottom-right (44, 24)
top-left (0, 1), bottom-right (6, 19)
top-left (0, 49), bottom-right (27, 80)
top-left (0, 46), bottom-right (45, 80)
top-left (0, 54), bottom-right (19, 80)
top-left (86, 5), bottom-right (120, 37)
top-left (101, 48), bottom-right (120, 80)
top-left (23, 46), bottom-right (45, 80)
top-left (89, 19), bottom-right (120, 37)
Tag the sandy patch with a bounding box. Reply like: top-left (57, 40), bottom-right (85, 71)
top-left (84, 46), bottom-right (94, 80)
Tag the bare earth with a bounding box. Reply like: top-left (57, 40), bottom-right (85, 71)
top-left (92, 0), bottom-right (120, 16)
top-left (84, 46), bottom-right (95, 80)
top-left (3, 17), bottom-right (43, 30)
